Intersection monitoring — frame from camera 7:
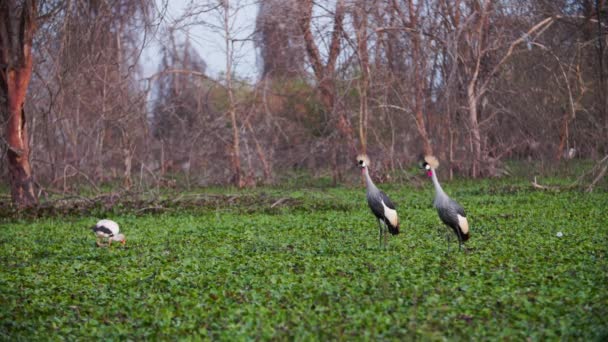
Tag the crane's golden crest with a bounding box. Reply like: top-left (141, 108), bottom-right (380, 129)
top-left (424, 155), bottom-right (439, 169)
top-left (356, 154), bottom-right (370, 167)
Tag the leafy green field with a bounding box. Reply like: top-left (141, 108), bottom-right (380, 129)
top-left (1, 179), bottom-right (607, 340)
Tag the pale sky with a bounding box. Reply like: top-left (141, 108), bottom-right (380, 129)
top-left (142, 0), bottom-right (259, 81)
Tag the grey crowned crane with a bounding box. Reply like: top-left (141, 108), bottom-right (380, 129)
top-left (91, 219), bottom-right (126, 247)
top-left (357, 154), bottom-right (400, 248)
top-left (421, 156), bottom-right (470, 251)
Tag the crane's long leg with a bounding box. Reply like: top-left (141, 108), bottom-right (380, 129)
top-left (378, 219), bottom-right (384, 249)
top-left (455, 228), bottom-right (464, 251)
top-left (445, 226), bottom-right (451, 254)
top-left (383, 222), bottom-right (388, 249)
top-left (96, 236), bottom-right (106, 247)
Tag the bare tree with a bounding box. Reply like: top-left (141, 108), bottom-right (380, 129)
top-left (151, 33), bottom-right (208, 175)
top-left (298, 0), bottom-right (357, 182)
top-left (440, 0), bottom-right (558, 176)
top-left (389, 0), bottom-right (433, 156)
top-left (352, 0), bottom-right (371, 154)
top-left (255, 0), bottom-right (305, 79)
top-left (0, 0), bottom-right (38, 207)
top-left (222, 0), bottom-right (243, 186)
top-left (297, 0), bottom-right (344, 118)
top-left (172, 0), bottom-right (258, 186)
top-left (1, 0), bottom-right (605, 194)
top-left (26, 0), bottom-right (154, 190)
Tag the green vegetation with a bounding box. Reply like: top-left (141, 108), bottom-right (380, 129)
top-left (1, 178), bottom-right (607, 340)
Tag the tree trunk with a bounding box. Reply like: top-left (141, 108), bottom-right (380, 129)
top-left (464, 0), bottom-right (491, 178)
top-left (597, 0), bottom-right (608, 152)
top-left (223, 0), bottom-right (242, 187)
top-left (556, 109), bottom-right (570, 161)
top-left (298, 0), bottom-right (356, 157)
top-left (6, 103), bottom-right (37, 206)
top-left (354, 1), bottom-right (370, 154)
top-left (388, 0), bottom-right (433, 156)
top-left (467, 82), bottom-right (482, 178)
top-left (0, 0), bottom-right (38, 207)
top-left (407, 0), bottom-right (433, 156)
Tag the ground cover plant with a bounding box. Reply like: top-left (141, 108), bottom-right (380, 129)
top-left (1, 177), bottom-right (607, 340)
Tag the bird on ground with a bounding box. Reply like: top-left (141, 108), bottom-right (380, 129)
top-left (357, 154), bottom-right (400, 248)
top-left (421, 155), bottom-right (470, 251)
top-left (91, 219), bottom-right (126, 247)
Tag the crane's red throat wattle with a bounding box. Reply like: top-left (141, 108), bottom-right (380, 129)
top-left (427, 170), bottom-right (433, 177)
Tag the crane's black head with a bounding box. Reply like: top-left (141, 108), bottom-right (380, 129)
top-left (356, 154), bottom-right (370, 169)
top-left (420, 155), bottom-right (439, 177)
top-left (422, 162), bottom-right (433, 177)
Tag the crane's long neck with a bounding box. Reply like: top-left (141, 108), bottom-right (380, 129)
top-left (363, 167), bottom-right (379, 194)
top-left (431, 169), bottom-right (447, 199)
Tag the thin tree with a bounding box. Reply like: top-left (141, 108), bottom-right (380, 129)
top-left (352, 0), bottom-right (371, 154)
top-left (221, 0), bottom-right (242, 187)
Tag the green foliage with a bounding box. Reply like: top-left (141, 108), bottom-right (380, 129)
top-left (1, 180), bottom-right (607, 340)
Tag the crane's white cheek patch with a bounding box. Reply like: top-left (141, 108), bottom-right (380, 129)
top-left (381, 201), bottom-right (399, 227)
top-left (457, 214), bottom-right (469, 234)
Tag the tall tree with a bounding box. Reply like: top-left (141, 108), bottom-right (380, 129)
top-left (256, 0), bottom-right (305, 79)
top-left (298, 0), bottom-right (344, 115)
top-left (352, 0), bottom-right (371, 154)
top-left (298, 0), bottom-right (356, 182)
top-left (441, 0), bottom-right (557, 176)
top-left (392, 0), bottom-right (433, 156)
top-left (151, 35), bottom-right (208, 174)
top-left (29, 0), bottom-right (154, 188)
top-left (0, 0), bottom-right (37, 207)
top-left (222, 0), bottom-right (243, 187)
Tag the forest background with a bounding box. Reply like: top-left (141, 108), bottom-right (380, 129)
top-left (1, 0), bottom-right (607, 207)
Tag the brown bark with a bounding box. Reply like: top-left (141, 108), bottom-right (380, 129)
top-left (298, 0), bottom-right (356, 154)
top-left (245, 118), bottom-right (272, 181)
top-left (1, 0), bottom-right (38, 207)
top-left (353, 0), bottom-right (370, 154)
top-left (223, 0), bottom-right (242, 187)
top-left (556, 109), bottom-right (570, 161)
top-left (467, 80), bottom-right (482, 177)
top-left (406, 0), bottom-right (433, 156)
top-left (594, 0), bottom-right (607, 152)
top-left (388, 0), bottom-right (433, 156)
top-left (464, 0), bottom-right (491, 178)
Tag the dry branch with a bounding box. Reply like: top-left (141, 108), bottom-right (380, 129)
top-left (270, 197), bottom-right (288, 208)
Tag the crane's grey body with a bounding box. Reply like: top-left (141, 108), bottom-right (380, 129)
top-left (430, 169), bottom-right (469, 248)
top-left (365, 174), bottom-right (399, 235)
top-left (360, 162), bottom-right (399, 248)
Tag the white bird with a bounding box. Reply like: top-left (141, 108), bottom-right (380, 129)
top-left (421, 155), bottom-right (470, 251)
top-left (357, 154), bottom-right (400, 248)
top-left (91, 219), bottom-right (126, 247)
